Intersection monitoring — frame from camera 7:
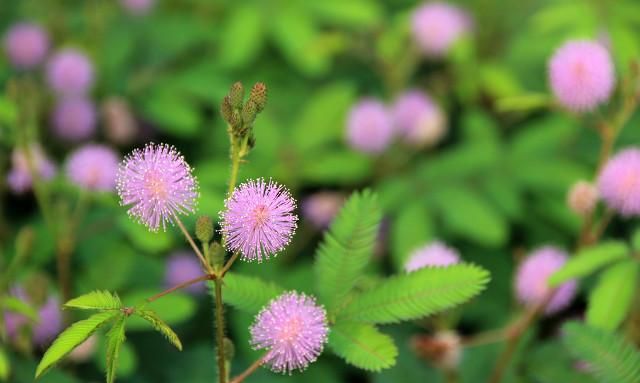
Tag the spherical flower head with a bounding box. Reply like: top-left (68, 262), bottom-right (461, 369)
top-left (346, 99), bottom-right (394, 154)
top-left (598, 148), bottom-right (640, 217)
top-left (302, 191), bottom-right (344, 229)
top-left (392, 90), bottom-right (447, 147)
top-left (33, 296), bottom-right (63, 347)
top-left (46, 49), bottom-right (94, 96)
top-left (549, 40), bottom-right (615, 112)
top-left (250, 291), bottom-right (329, 374)
top-left (411, 331), bottom-right (462, 371)
top-left (165, 252), bottom-right (206, 294)
top-left (515, 246), bottom-right (577, 315)
top-left (121, 0), bottom-right (155, 15)
top-left (567, 180), bottom-right (599, 216)
top-left (66, 144), bottom-right (119, 191)
top-left (7, 144), bottom-right (56, 194)
top-left (102, 97), bottom-right (138, 145)
top-left (3, 22), bottom-right (49, 69)
top-left (116, 143), bottom-right (199, 231)
top-left (405, 241), bottom-right (461, 272)
top-left (411, 2), bottom-right (472, 57)
top-left (221, 179), bottom-right (297, 262)
top-left (52, 98), bottom-right (97, 141)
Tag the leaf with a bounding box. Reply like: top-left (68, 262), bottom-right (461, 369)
top-left (1, 296), bottom-right (37, 320)
top-left (314, 190), bottom-right (382, 312)
top-left (36, 311), bottom-right (118, 378)
top-left (301, 150), bottom-right (372, 184)
top-left (142, 90), bottom-right (200, 137)
top-left (338, 264), bottom-right (490, 324)
top-left (307, 0), bottom-right (382, 28)
top-left (329, 322), bottom-right (397, 371)
top-left (65, 291), bottom-right (122, 311)
top-left (562, 321), bottom-right (640, 383)
top-left (222, 273), bottom-right (284, 314)
top-left (105, 316), bottom-right (126, 383)
top-left (135, 309), bottom-right (183, 350)
top-left (0, 346), bottom-right (9, 381)
top-left (218, 5), bottom-right (264, 69)
top-left (586, 260), bottom-right (639, 331)
top-left (123, 290), bottom-right (196, 329)
top-left (549, 241), bottom-right (629, 286)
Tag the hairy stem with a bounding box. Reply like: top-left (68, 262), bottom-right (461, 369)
top-left (220, 251), bottom-right (241, 277)
top-left (214, 279), bottom-right (227, 383)
top-left (229, 354), bottom-right (268, 383)
top-left (175, 216), bottom-right (212, 273)
top-left (146, 274), bottom-right (215, 303)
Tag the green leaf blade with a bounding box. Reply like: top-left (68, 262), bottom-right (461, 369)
top-left (64, 290), bottom-right (122, 311)
top-left (222, 273), bottom-right (284, 314)
top-left (549, 241), bottom-right (629, 286)
top-left (135, 309), bottom-right (183, 350)
top-left (586, 260), bottom-right (639, 331)
top-left (328, 322), bottom-right (397, 371)
top-left (2, 296), bottom-right (37, 320)
top-left (105, 315), bottom-right (127, 383)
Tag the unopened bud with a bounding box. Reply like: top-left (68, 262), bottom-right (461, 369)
top-left (220, 96), bottom-right (233, 123)
top-left (241, 100), bottom-right (258, 125)
top-left (229, 82), bottom-right (244, 109)
top-left (222, 337), bottom-right (235, 361)
top-left (209, 241), bottom-right (225, 269)
top-left (195, 216), bottom-right (214, 243)
top-left (411, 331), bottom-right (462, 371)
top-left (249, 82), bottom-right (267, 112)
top-left (567, 180), bottom-right (599, 216)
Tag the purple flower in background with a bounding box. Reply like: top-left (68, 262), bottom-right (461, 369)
top-left (567, 180), bottom-right (599, 216)
top-left (392, 90), bottom-right (447, 147)
top-left (165, 252), bottom-right (206, 294)
top-left (52, 98), bottom-right (97, 141)
top-left (66, 144), bottom-right (119, 191)
top-left (3, 288), bottom-right (62, 348)
top-left (116, 143), bottom-right (199, 231)
top-left (302, 191), bottom-right (344, 229)
top-left (102, 97), bottom-right (138, 145)
top-left (69, 334), bottom-right (98, 362)
top-left (46, 49), bottom-right (94, 96)
top-left (7, 144), bottom-right (56, 194)
top-left (3, 22), bottom-right (49, 69)
top-left (411, 2), bottom-right (471, 57)
top-left (549, 40), bottom-right (615, 112)
top-left (120, 0), bottom-right (155, 15)
top-left (250, 291), bottom-right (328, 373)
top-left (598, 148), bottom-right (640, 217)
top-left (346, 99), bottom-right (394, 154)
top-left (515, 246), bottom-right (577, 315)
top-left (221, 179), bottom-right (297, 262)
top-left (405, 241), bottom-right (461, 272)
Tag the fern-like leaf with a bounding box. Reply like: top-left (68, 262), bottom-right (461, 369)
top-left (314, 190), bottom-right (382, 312)
top-left (222, 272), bottom-right (284, 313)
top-left (586, 260), bottom-right (639, 331)
top-left (562, 321), bottom-right (640, 383)
top-left (36, 311), bottom-right (118, 378)
top-left (135, 309), bottom-right (182, 350)
top-left (329, 322), bottom-right (397, 371)
top-left (105, 315), bottom-right (126, 383)
top-left (337, 264), bottom-right (490, 324)
top-left (549, 241), bottom-right (629, 286)
top-left (65, 290), bottom-right (122, 310)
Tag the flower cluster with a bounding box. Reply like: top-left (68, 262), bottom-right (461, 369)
top-left (6, 145), bottom-right (56, 194)
top-left (164, 252), bottom-right (207, 294)
top-left (4, 287), bottom-right (62, 348)
top-left (66, 144), bottom-right (119, 191)
top-left (405, 241), bottom-right (461, 272)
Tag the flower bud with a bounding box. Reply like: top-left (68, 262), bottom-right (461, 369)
top-left (411, 331), bottom-right (462, 371)
top-left (220, 96), bottom-right (234, 124)
top-left (209, 241), bottom-right (225, 269)
top-left (229, 82), bottom-right (244, 109)
top-left (223, 337), bottom-right (235, 362)
top-left (241, 100), bottom-right (258, 125)
top-left (567, 180), bottom-right (598, 216)
top-left (249, 82), bottom-right (267, 112)
top-left (195, 216), bottom-right (214, 243)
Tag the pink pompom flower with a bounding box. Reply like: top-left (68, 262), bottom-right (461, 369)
top-left (3, 22), bottom-right (49, 69)
top-left (46, 49), bottom-right (94, 96)
top-left (405, 241), bottom-right (461, 272)
top-left (548, 40), bottom-right (615, 112)
top-left (411, 2), bottom-right (472, 57)
top-left (164, 252), bottom-right (207, 294)
top-left (515, 246), bottom-right (577, 315)
top-left (52, 98), bottom-right (97, 142)
top-left (66, 144), bottom-right (119, 191)
top-left (346, 99), bottom-right (394, 154)
top-left (116, 143), bottom-right (199, 231)
top-left (121, 0), bottom-right (155, 16)
top-left (250, 291), bottom-right (329, 374)
top-left (4, 288), bottom-right (62, 348)
top-left (598, 148), bottom-right (640, 217)
top-left (301, 191), bottom-right (344, 229)
top-left (392, 90), bottom-right (447, 147)
top-left (6, 144), bottom-right (56, 194)
top-left (221, 179), bottom-right (297, 262)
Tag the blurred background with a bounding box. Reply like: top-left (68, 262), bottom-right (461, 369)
top-left (1, 0), bottom-right (640, 382)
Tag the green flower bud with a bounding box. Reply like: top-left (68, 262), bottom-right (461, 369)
top-left (241, 100), bottom-right (258, 125)
top-left (220, 96), bottom-right (233, 124)
top-left (249, 82), bottom-right (267, 112)
top-left (222, 337), bottom-right (235, 362)
top-left (209, 241), bottom-right (225, 269)
top-left (195, 216), bottom-right (214, 243)
top-left (229, 82), bottom-right (244, 109)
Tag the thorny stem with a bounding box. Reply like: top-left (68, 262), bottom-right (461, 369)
top-left (146, 274), bottom-right (215, 303)
top-left (214, 279), bottom-right (227, 383)
top-left (229, 354), bottom-right (268, 383)
top-left (175, 216), bottom-right (212, 274)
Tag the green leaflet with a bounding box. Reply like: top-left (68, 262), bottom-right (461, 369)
top-left (562, 321), bottom-right (640, 383)
top-left (105, 315), bottom-right (126, 383)
top-left (222, 272), bottom-right (284, 314)
top-left (586, 260), bottom-right (639, 331)
top-left (328, 322), bottom-right (397, 371)
top-left (314, 190), bottom-right (381, 312)
top-left (1, 296), bottom-right (37, 320)
top-left (135, 309), bottom-right (183, 350)
top-left (0, 345), bottom-right (8, 381)
top-left (65, 290), bottom-right (122, 311)
top-left (337, 264), bottom-right (490, 324)
top-left (549, 241), bottom-right (629, 286)
top-left (36, 311), bottom-right (118, 378)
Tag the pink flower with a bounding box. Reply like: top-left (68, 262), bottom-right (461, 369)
top-left (598, 148), bottom-right (640, 217)
top-left (405, 241), bottom-right (461, 272)
top-left (411, 2), bottom-right (472, 57)
top-left (164, 252), bottom-right (207, 294)
top-left (346, 99), bottom-right (394, 154)
top-left (548, 40), bottom-right (615, 112)
top-left (121, 0), bottom-right (155, 15)
top-left (567, 180), bottom-right (599, 216)
top-left (3, 22), bottom-right (49, 69)
top-left (301, 191), bottom-right (344, 229)
top-left (116, 143), bottom-right (199, 231)
top-left (66, 144), bottom-right (119, 191)
top-left (221, 179), bottom-right (297, 262)
top-left (3, 287), bottom-right (62, 348)
top-left (52, 98), bottom-right (96, 142)
top-left (250, 291), bottom-right (328, 373)
top-left (46, 49), bottom-right (94, 96)
top-left (392, 90), bottom-right (447, 147)
top-left (515, 246), bottom-right (577, 315)
top-left (6, 144), bottom-right (56, 194)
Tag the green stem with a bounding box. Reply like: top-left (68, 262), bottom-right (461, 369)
top-left (175, 216), bottom-right (212, 274)
top-left (214, 279), bottom-right (227, 383)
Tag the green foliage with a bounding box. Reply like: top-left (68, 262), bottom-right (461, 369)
top-left (314, 190), bottom-right (382, 312)
top-left (586, 260), bottom-right (639, 331)
top-left (36, 311), bottom-right (118, 378)
top-left (135, 309), bottom-right (183, 351)
top-left (1, 296), bottom-right (37, 320)
top-left (337, 264), bottom-right (490, 324)
top-left (105, 316), bottom-right (127, 383)
top-left (124, 290), bottom-right (196, 329)
top-left (328, 322), bottom-right (397, 371)
top-left (562, 321), bottom-right (640, 383)
top-left (64, 290), bottom-right (123, 311)
top-left (222, 273), bottom-right (284, 314)
top-left (549, 241), bottom-right (630, 286)
top-left (390, 202), bottom-right (434, 271)
top-left (0, 346), bottom-right (8, 381)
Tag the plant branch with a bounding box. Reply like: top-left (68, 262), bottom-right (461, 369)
top-left (220, 251), bottom-right (241, 277)
top-left (146, 274), bottom-right (215, 303)
top-left (229, 354), bottom-right (268, 383)
top-left (175, 216), bottom-right (212, 273)
top-left (214, 279), bottom-right (227, 383)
